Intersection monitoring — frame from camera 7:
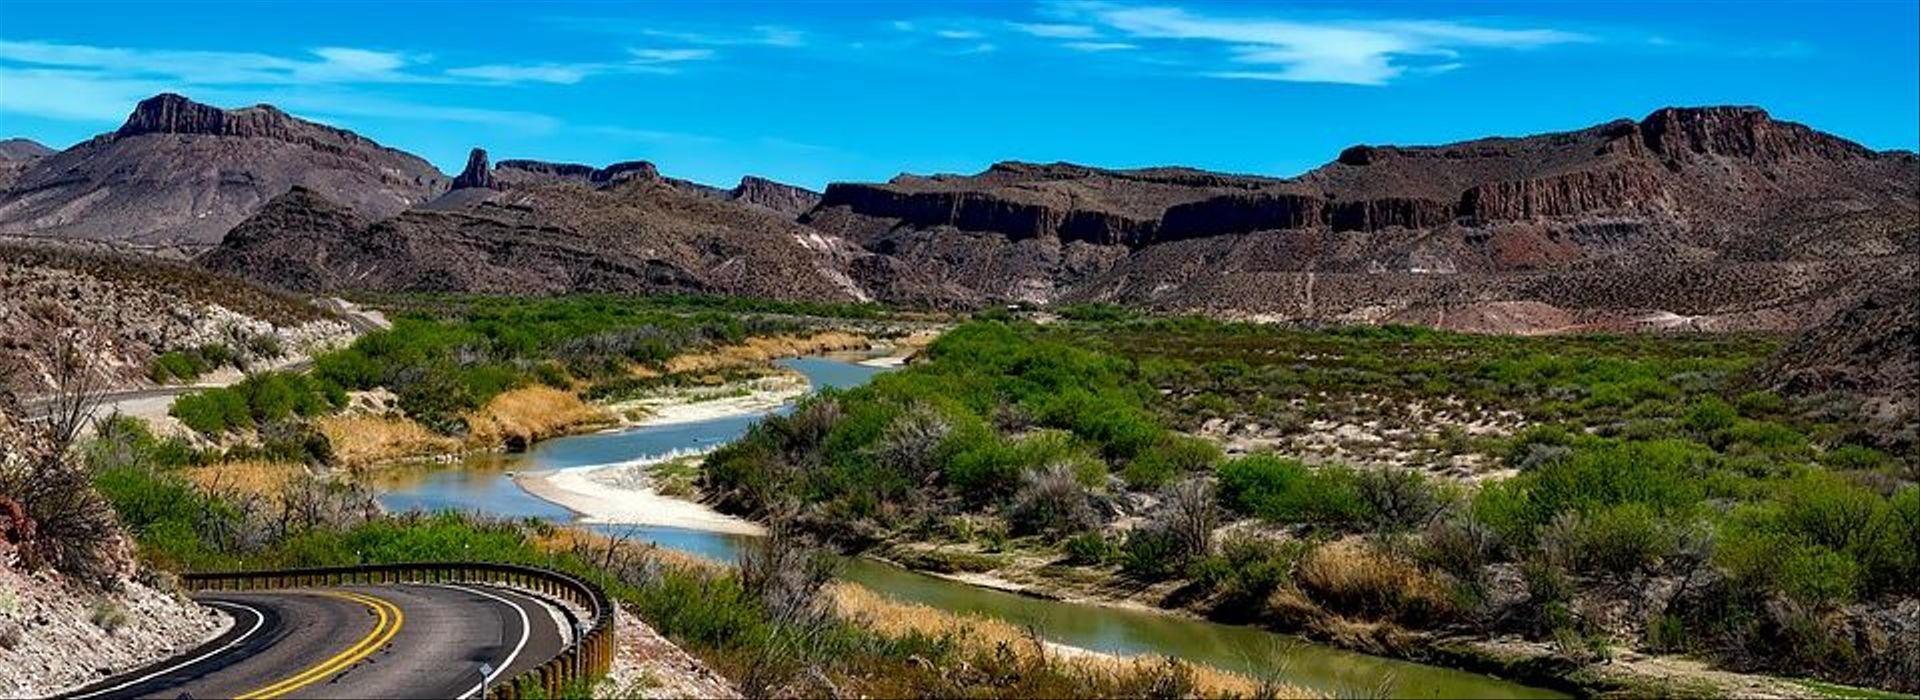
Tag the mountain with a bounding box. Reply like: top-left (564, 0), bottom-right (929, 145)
top-left (200, 174), bottom-right (865, 301)
top-left (0, 138), bottom-right (53, 161)
top-left (0, 94), bottom-right (447, 247)
top-left (0, 138), bottom-right (54, 192)
top-left (809, 106), bottom-right (1917, 330)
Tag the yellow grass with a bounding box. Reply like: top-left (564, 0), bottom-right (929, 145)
top-left (464, 385), bottom-right (608, 450)
top-left (1297, 539), bottom-right (1453, 623)
top-left (531, 526), bottom-right (723, 573)
top-left (186, 460), bottom-right (308, 499)
top-left (828, 582), bottom-right (1314, 699)
top-left (661, 331), bottom-right (870, 375)
top-left (317, 415), bottom-right (460, 468)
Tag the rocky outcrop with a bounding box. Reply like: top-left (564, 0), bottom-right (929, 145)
top-left (1639, 106), bottom-right (1873, 162)
top-left (451, 148), bottom-right (497, 190)
top-left (729, 176), bottom-right (821, 217)
top-left (494, 159), bottom-right (659, 187)
top-left (1458, 166), bottom-right (1670, 220)
top-left (0, 93), bottom-right (445, 246)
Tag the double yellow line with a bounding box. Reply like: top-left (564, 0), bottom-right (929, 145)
top-left (237, 590), bottom-right (404, 700)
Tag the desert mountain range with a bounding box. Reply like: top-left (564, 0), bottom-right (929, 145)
top-left (2, 93), bottom-right (1913, 333)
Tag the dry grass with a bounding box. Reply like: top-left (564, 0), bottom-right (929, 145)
top-left (316, 415), bottom-right (460, 468)
top-left (531, 526), bottom-right (723, 573)
top-left (828, 582), bottom-right (1314, 699)
top-left (662, 332), bottom-right (869, 375)
top-left (464, 385), bottom-right (608, 450)
top-left (1296, 540), bottom-right (1454, 625)
top-left (186, 460), bottom-right (308, 499)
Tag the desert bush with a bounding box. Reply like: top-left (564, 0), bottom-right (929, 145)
top-left (1007, 462), bottom-right (1098, 536)
top-left (89, 599), bottom-right (129, 632)
top-left (1419, 513), bottom-right (1502, 581)
top-left (1357, 468), bottom-right (1444, 532)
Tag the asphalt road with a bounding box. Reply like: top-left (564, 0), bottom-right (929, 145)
top-left (63, 583), bottom-right (568, 700)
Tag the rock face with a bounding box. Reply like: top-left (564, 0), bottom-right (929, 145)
top-left (493, 159), bottom-right (661, 187)
top-left (0, 242), bottom-right (349, 395)
top-left (451, 148), bottom-right (497, 190)
top-left (728, 176), bottom-right (822, 217)
top-left (809, 106), bottom-right (1917, 330)
top-left (0, 93), bottom-right (446, 247)
top-left (202, 176), bottom-right (866, 302)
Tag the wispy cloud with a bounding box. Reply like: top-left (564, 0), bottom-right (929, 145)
top-left (1063, 41), bottom-right (1137, 52)
top-left (545, 17), bottom-right (806, 49)
top-left (444, 63), bottom-right (603, 85)
top-left (0, 40), bottom-right (427, 85)
top-left (628, 48), bottom-right (716, 63)
top-left (1048, 3), bottom-right (1591, 86)
top-left (1010, 22), bottom-right (1101, 39)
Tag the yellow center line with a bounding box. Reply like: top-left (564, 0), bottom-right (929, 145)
top-left (236, 590), bottom-right (405, 700)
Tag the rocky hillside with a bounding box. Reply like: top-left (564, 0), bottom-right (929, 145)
top-left (200, 172), bottom-right (865, 301)
top-left (0, 243), bottom-right (352, 396)
top-left (1752, 275), bottom-right (1918, 444)
top-left (450, 147), bottom-right (822, 217)
top-left (0, 138), bottom-right (53, 192)
top-left (0, 94), bottom-right (446, 247)
top-left (811, 107), bottom-right (1916, 329)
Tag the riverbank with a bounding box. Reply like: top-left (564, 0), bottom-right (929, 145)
top-left (514, 453), bottom-right (765, 536)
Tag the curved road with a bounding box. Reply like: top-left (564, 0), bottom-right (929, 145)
top-left (63, 584), bottom-right (568, 700)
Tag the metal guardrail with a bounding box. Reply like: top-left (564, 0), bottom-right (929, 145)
top-left (183, 561), bottom-right (615, 699)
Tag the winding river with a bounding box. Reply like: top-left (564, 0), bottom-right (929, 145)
top-left (374, 357), bottom-right (1562, 699)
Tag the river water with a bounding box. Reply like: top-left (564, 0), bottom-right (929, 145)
top-left (374, 357), bottom-right (1562, 699)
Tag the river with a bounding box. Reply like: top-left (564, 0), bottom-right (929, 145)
top-left (373, 356), bottom-right (1562, 699)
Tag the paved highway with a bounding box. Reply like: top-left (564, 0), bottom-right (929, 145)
top-left (63, 583), bottom-right (568, 700)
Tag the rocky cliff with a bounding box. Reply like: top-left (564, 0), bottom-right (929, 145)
top-left (0, 93), bottom-right (446, 247)
top-left (807, 106), bottom-right (1916, 330)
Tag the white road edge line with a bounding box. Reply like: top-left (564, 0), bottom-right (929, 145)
top-left (68, 600), bottom-right (268, 699)
top-left (426, 584), bottom-right (532, 700)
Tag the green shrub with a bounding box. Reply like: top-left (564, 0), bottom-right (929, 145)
top-left (1216, 455), bottom-right (1370, 527)
top-left (1473, 439), bottom-right (1709, 546)
top-left (1064, 532), bottom-right (1115, 565)
top-left (1121, 434), bottom-right (1221, 490)
top-left (1120, 527), bottom-right (1181, 579)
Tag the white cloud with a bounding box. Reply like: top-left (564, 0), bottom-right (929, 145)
top-left (628, 48), bottom-right (717, 63)
top-left (936, 29), bottom-right (984, 40)
top-left (1054, 3), bottom-right (1590, 85)
top-left (1062, 41), bottom-right (1137, 52)
top-left (625, 25), bottom-right (806, 47)
top-left (444, 63), bottom-right (601, 85)
top-left (1009, 22), bottom-right (1100, 39)
top-left (0, 40), bottom-right (424, 85)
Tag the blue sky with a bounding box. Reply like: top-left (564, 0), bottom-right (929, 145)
top-left (1, 0), bottom-right (1915, 189)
